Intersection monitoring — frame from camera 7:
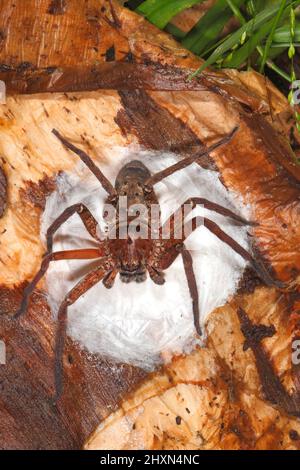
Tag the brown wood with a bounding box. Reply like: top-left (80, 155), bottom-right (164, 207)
top-left (85, 290), bottom-right (300, 450)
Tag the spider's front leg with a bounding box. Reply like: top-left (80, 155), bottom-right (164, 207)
top-left (200, 217), bottom-right (288, 289)
top-left (158, 198), bottom-right (287, 289)
top-left (149, 203), bottom-right (288, 336)
top-left (15, 248), bottom-right (104, 319)
top-left (182, 246), bottom-right (201, 335)
top-left (146, 127), bottom-right (238, 187)
top-left (46, 203), bottom-right (104, 253)
top-left (164, 197), bottom-right (257, 228)
top-left (54, 260), bottom-right (113, 401)
top-left (148, 240), bottom-right (201, 335)
top-left (153, 215), bottom-right (287, 290)
top-left (52, 129), bottom-right (116, 196)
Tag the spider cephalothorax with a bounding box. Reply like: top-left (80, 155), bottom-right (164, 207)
top-left (106, 160), bottom-right (158, 284)
top-left (15, 127), bottom-right (286, 400)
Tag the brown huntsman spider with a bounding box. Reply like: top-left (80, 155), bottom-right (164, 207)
top-left (15, 127), bottom-right (286, 400)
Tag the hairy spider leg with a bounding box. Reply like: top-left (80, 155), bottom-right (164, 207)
top-left (46, 203), bottom-right (105, 253)
top-left (146, 127), bottom-right (238, 187)
top-left (163, 197), bottom-right (257, 229)
top-left (201, 217), bottom-right (287, 289)
top-left (54, 263), bottom-right (109, 401)
top-left (149, 213), bottom-right (287, 335)
top-left (52, 129), bottom-right (116, 197)
top-left (182, 246), bottom-right (201, 335)
top-left (15, 249), bottom-right (104, 319)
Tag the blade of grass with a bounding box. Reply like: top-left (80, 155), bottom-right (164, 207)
top-left (273, 23), bottom-right (300, 42)
top-left (137, 0), bottom-right (205, 29)
top-left (137, 0), bottom-right (170, 15)
top-left (201, 33), bottom-right (234, 58)
top-left (189, 0), bottom-right (300, 78)
top-left (225, 0), bottom-right (246, 24)
top-left (165, 23), bottom-right (187, 39)
top-left (224, 0), bottom-right (296, 80)
top-left (182, 0), bottom-right (245, 54)
top-left (246, 0), bottom-right (271, 15)
top-left (223, 5), bottom-right (293, 81)
top-left (259, 0), bottom-right (288, 72)
top-left (222, 3), bottom-right (291, 69)
top-left (270, 42), bottom-right (300, 46)
top-left (148, 1), bottom-right (206, 29)
top-left (183, 13), bottom-right (233, 54)
top-left (223, 18), bottom-right (276, 67)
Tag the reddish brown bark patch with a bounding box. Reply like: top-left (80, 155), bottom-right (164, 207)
top-left (116, 89), bottom-right (217, 171)
top-left (237, 267), bottom-right (264, 295)
top-left (19, 174), bottom-right (57, 210)
top-left (238, 308), bottom-right (300, 417)
top-left (0, 63), bottom-right (214, 95)
top-left (243, 113), bottom-right (300, 184)
top-left (0, 283), bottom-right (27, 316)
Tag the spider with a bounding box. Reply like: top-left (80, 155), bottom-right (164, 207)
top-left (15, 127), bottom-right (286, 400)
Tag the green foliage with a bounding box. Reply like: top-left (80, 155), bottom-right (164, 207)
top-left (130, 0), bottom-right (300, 143)
top-left (189, 0), bottom-right (299, 78)
top-left (136, 0), bottom-right (206, 29)
top-left (182, 0), bottom-right (245, 54)
top-left (131, 0), bottom-right (300, 82)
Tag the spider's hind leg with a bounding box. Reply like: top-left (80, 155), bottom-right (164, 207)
top-left (46, 203), bottom-right (104, 253)
top-left (54, 263), bottom-right (109, 401)
top-left (182, 246), bottom-right (201, 336)
top-left (15, 249), bottom-right (103, 319)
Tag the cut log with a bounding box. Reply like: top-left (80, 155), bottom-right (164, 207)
top-left (85, 288), bottom-right (300, 450)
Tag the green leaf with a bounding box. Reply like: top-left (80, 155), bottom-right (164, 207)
top-left (223, 18), bottom-right (274, 68)
top-left (182, 0), bottom-right (245, 55)
top-left (165, 23), bottom-right (187, 39)
top-left (246, 0), bottom-right (266, 15)
top-left (259, 0), bottom-right (288, 73)
top-left (225, 0), bottom-right (246, 24)
top-left (137, 0), bottom-right (205, 29)
top-left (189, 0), bottom-right (300, 78)
top-left (272, 23), bottom-right (300, 43)
top-left (137, 0), bottom-right (170, 15)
